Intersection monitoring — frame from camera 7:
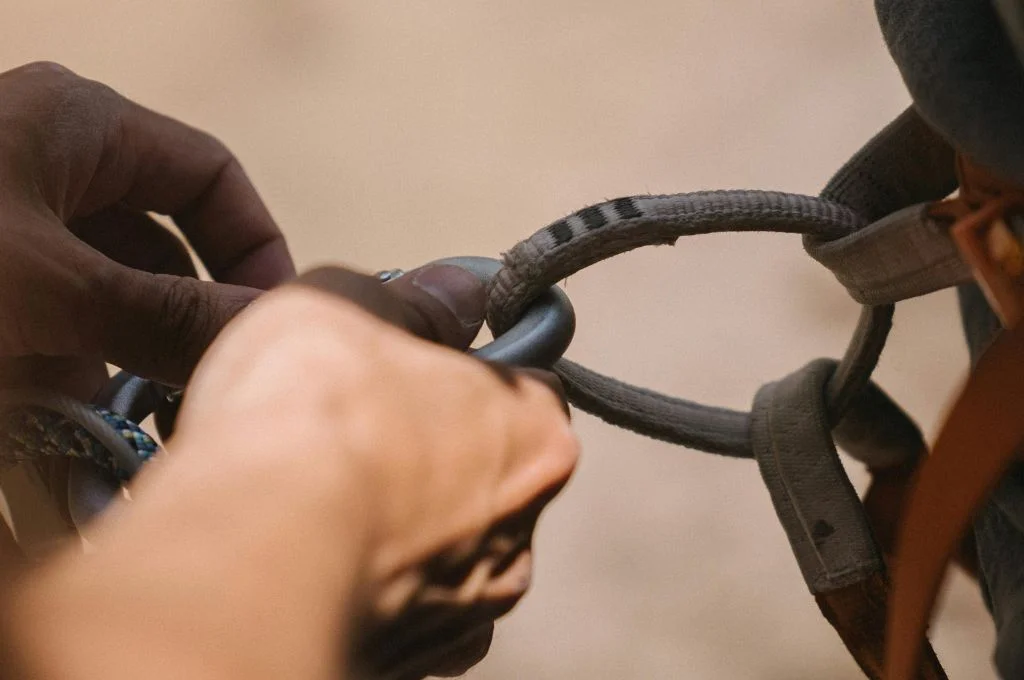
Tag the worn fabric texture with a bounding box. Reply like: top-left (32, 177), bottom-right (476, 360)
top-left (804, 205), bottom-right (971, 306)
top-left (751, 359), bottom-right (884, 593)
top-left (876, 0), bottom-right (1024, 186)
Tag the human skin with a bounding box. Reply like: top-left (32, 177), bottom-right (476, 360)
top-left (0, 61), bottom-right (578, 678)
top-left (2, 280), bottom-right (578, 680)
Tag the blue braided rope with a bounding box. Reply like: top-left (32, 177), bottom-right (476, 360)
top-left (0, 406), bottom-right (157, 481)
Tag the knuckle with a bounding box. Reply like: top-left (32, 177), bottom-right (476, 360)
top-left (553, 423), bottom-right (581, 472)
top-left (51, 76), bottom-right (120, 126)
top-left (154, 275), bottom-right (214, 372)
top-left (528, 389), bottom-right (580, 474)
top-left (15, 61), bottom-right (77, 80)
top-left (18, 61), bottom-right (90, 107)
top-left (194, 130), bottom-right (236, 171)
top-left (52, 245), bottom-right (116, 353)
top-left (0, 62), bottom-right (124, 175)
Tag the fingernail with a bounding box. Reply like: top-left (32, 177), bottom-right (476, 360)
top-left (410, 265), bottom-right (485, 328)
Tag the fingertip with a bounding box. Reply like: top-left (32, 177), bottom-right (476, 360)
top-left (385, 264), bottom-right (486, 349)
top-left (403, 265), bottom-right (485, 329)
top-left (289, 263), bottom-right (487, 349)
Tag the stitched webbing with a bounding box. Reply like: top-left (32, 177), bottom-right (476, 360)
top-left (486, 109), bottom-right (958, 457)
top-left (820, 106), bottom-right (957, 223)
top-left (752, 359), bottom-right (883, 593)
top-left (481, 108), bottom-right (960, 676)
top-left (489, 191), bottom-right (863, 334)
top-left (488, 191), bottom-right (870, 457)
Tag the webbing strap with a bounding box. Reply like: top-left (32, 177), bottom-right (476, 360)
top-left (805, 205), bottom-right (971, 306)
top-left (831, 378), bottom-right (927, 471)
top-left (752, 359), bottom-right (884, 593)
top-left (752, 359), bottom-right (949, 679)
top-left (884, 321), bottom-right (1024, 679)
top-left (489, 191), bottom-right (873, 455)
top-left (553, 304), bottom-right (896, 459)
top-left (487, 109), bottom-right (958, 456)
top-left (820, 107), bottom-right (957, 223)
top-left (480, 107), bottom-right (962, 677)
top-left (489, 191), bottom-right (863, 334)
top-left (555, 358), bottom-right (751, 456)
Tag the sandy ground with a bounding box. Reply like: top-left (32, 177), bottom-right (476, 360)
top-left (0, 2), bottom-right (1000, 678)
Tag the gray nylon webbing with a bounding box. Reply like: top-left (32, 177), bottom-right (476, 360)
top-left (488, 191), bottom-right (865, 457)
top-left (831, 379), bottom-right (927, 470)
top-left (817, 105), bottom-right (958, 418)
top-left (820, 106), bottom-right (957, 223)
top-left (555, 358), bottom-right (751, 456)
top-left (826, 304), bottom-right (894, 422)
top-left (752, 360), bottom-right (884, 593)
top-left (805, 204), bottom-right (971, 306)
top-left (484, 109), bottom-right (960, 456)
top-left (489, 191), bottom-right (863, 333)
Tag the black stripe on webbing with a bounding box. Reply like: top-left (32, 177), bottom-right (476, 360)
top-left (577, 205), bottom-right (608, 230)
top-left (611, 197), bottom-right (642, 220)
top-left (547, 220), bottom-right (574, 245)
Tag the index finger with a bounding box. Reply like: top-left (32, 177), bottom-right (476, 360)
top-left (98, 97), bottom-right (295, 289)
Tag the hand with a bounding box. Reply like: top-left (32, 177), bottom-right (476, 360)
top-left (3, 267), bottom-right (579, 680)
top-left (0, 61), bottom-right (294, 398)
top-left (0, 60), bottom-right (294, 537)
top-left (178, 265), bottom-right (576, 679)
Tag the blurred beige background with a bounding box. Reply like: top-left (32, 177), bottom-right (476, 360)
top-left (0, 1), bottom-right (998, 678)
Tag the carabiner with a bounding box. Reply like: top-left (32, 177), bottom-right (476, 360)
top-left (381, 256), bottom-right (575, 369)
top-left (99, 256), bottom-right (575, 436)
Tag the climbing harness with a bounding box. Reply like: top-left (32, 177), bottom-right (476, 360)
top-left (0, 107), bottom-right (1010, 679)
top-left (5, 1), bottom-right (1024, 678)
top-left (0, 107), bottom-right (973, 680)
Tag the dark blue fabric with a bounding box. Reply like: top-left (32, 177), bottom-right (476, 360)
top-left (875, 0), bottom-right (1024, 185)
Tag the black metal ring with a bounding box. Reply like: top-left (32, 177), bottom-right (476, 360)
top-left (405, 256), bottom-right (576, 369)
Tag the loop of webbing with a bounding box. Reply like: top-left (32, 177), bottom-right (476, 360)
top-left (554, 358), bottom-right (751, 456)
top-left (804, 204), bottom-right (971, 306)
top-left (820, 107), bottom-right (957, 223)
top-left (488, 191), bottom-right (863, 334)
top-left (826, 304), bottom-right (894, 423)
top-left (831, 379), bottom-right (927, 470)
top-left (552, 304), bottom-right (900, 459)
top-left (752, 359), bottom-right (883, 592)
top-left (488, 191), bottom-right (874, 455)
top-left (485, 109), bottom-right (959, 457)
top-left (752, 360), bottom-right (948, 679)
top-left (490, 205), bottom-right (894, 455)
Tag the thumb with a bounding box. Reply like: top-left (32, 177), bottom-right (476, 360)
top-left (294, 264), bottom-right (486, 349)
top-left (98, 264), bottom-right (260, 387)
top-left (100, 262), bottom-right (489, 388)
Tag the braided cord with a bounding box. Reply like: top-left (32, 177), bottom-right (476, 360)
top-left (0, 404), bottom-right (156, 482)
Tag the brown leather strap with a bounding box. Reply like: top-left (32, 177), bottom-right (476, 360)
top-left (864, 463), bottom-right (979, 580)
top-left (818, 573), bottom-right (947, 680)
top-left (884, 319), bottom-right (1024, 679)
top-left (884, 158), bottom-right (1024, 679)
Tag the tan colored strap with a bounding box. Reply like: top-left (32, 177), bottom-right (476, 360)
top-left (884, 319), bottom-right (1024, 679)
